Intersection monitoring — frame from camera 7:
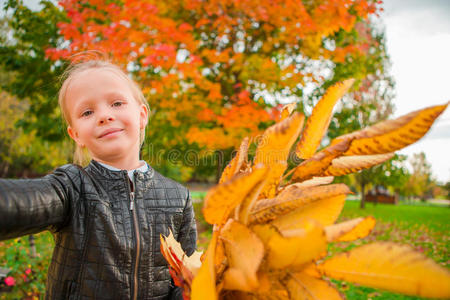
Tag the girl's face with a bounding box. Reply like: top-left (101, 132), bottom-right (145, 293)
top-left (66, 68), bottom-right (148, 168)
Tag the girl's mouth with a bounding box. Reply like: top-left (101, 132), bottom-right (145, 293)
top-left (99, 128), bottom-right (123, 138)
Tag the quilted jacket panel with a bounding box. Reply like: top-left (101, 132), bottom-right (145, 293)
top-left (0, 160), bottom-right (197, 299)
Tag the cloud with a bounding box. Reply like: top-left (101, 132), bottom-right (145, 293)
top-left (383, 0), bottom-right (450, 34)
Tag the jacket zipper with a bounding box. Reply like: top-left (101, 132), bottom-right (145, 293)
top-left (126, 174), bottom-right (140, 300)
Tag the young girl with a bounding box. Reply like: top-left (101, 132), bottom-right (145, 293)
top-left (0, 60), bottom-right (197, 300)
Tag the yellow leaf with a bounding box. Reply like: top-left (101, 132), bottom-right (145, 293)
top-left (221, 291), bottom-right (255, 300)
top-left (302, 263), bottom-right (322, 278)
top-left (219, 137), bottom-right (250, 184)
top-left (191, 231), bottom-right (218, 300)
top-left (250, 184), bottom-right (350, 225)
top-left (280, 103), bottom-right (297, 121)
top-left (220, 220), bottom-right (265, 292)
top-left (333, 103), bottom-right (448, 156)
top-left (238, 167), bottom-right (270, 225)
top-left (214, 238), bottom-right (227, 278)
top-left (254, 113), bottom-right (305, 165)
top-left (273, 194), bottom-right (347, 230)
top-left (296, 79), bottom-right (354, 159)
top-left (255, 276), bottom-right (290, 299)
top-left (258, 161), bottom-right (287, 199)
top-left (318, 242), bottom-right (450, 299)
top-left (284, 176), bottom-right (334, 189)
top-left (203, 166), bottom-right (269, 225)
top-left (286, 272), bottom-right (343, 300)
top-left (160, 230), bottom-right (203, 277)
top-left (253, 219), bottom-right (327, 269)
top-left (325, 216), bottom-right (376, 242)
top-left (291, 138), bottom-right (351, 182)
top-left (323, 153), bottom-right (394, 176)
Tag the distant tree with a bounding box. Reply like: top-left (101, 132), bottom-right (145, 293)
top-left (0, 90), bottom-right (70, 177)
top-left (353, 154), bottom-right (409, 208)
top-left (0, 0), bottom-right (68, 141)
top-left (444, 181), bottom-right (450, 199)
top-left (404, 152), bottom-right (436, 201)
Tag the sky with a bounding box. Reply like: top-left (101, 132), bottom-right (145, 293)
top-left (382, 0), bottom-right (450, 183)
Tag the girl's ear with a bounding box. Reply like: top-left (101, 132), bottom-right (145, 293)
top-left (139, 104), bottom-right (149, 129)
top-left (67, 126), bottom-right (83, 147)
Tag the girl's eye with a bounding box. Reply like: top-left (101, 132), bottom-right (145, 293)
top-left (112, 101), bottom-right (123, 107)
top-left (81, 110), bottom-right (93, 117)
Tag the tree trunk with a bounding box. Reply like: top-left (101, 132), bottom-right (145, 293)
top-left (360, 181), bottom-right (366, 209)
top-left (216, 150), bottom-right (223, 183)
top-left (29, 235), bottom-right (36, 258)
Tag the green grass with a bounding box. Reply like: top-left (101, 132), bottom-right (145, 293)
top-left (332, 200), bottom-right (449, 299)
top-left (339, 200), bottom-right (450, 232)
top-left (190, 191), bottom-right (207, 201)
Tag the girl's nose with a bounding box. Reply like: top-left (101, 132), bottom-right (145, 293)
top-left (98, 113), bottom-right (115, 124)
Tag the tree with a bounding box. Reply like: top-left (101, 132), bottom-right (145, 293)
top-left (0, 90), bottom-right (70, 177)
top-left (0, 0), bottom-right (69, 141)
top-left (404, 152), bottom-right (436, 201)
top-left (49, 1), bottom-right (384, 165)
top-left (1, 0), bottom-right (395, 182)
top-left (353, 154), bottom-right (409, 208)
top-left (444, 181), bottom-right (450, 199)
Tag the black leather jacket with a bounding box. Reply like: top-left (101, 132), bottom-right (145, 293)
top-left (0, 160), bottom-right (197, 299)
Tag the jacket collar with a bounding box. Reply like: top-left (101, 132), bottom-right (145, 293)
top-left (86, 160), bottom-right (155, 181)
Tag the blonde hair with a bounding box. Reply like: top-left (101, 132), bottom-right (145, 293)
top-left (58, 59), bottom-right (150, 166)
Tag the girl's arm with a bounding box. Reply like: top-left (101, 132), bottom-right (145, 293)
top-left (0, 165), bottom-right (79, 241)
top-left (169, 189), bottom-right (198, 300)
top-left (177, 190), bottom-right (198, 256)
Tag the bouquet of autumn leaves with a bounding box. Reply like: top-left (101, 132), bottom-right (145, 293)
top-left (160, 79), bottom-right (450, 300)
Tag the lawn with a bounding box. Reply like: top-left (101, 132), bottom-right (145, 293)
top-left (332, 200), bottom-right (449, 299)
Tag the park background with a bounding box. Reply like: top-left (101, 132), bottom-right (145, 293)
top-left (0, 0), bottom-right (448, 299)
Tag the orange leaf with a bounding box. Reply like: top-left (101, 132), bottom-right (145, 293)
top-left (160, 230), bottom-right (202, 277)
top-left (284, 176), bottom-right (334, 189)
top-left (287, 272), bottom-right (343, 300)
top-left (219, 137), bottom-right (250, 184)
top-left (257, 161), bottom-right (287, 199)
top-left (333, 103), bottom-right (448, 156)
top-left (273, 194), bottom-right (347, 230)
top-left (191, 231), bottom-right (219, 300)
top-left (253, 219), bottom-right (327, 269)
top-left (203, 166), bottom-right (269, 225)
top-left (250, 184), bottom-right (350, 225)
top-left (325, 216), bottom-right (376, 242)
top-left (280, 103), bottom-right (297, 121)
top-left (296, 79), bottom-right (354, 159)
top-left (220, 220), bottom-right (265, 292)
top-left (254, 113), bottom-right (304, 165)
top-left (291, 138), bottom-right (352, 182)
top-left (237, 167), bottom-right (270, 225)
top-left (318, 242), bottom-right (450, 299)
top-left (323, 153), bottom-right (395, 176)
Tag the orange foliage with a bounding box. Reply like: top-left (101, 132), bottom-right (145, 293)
top-left (50, 0), bottom-right (380, 150)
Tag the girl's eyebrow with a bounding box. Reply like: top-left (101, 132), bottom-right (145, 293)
top-left (73, 98), bottom-right (96, 114)
top-left (106, 91), bottom-right (128, 99)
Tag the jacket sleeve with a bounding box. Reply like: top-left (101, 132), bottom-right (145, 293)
top-left (170, 189), bottom-right (198, 300)
top-left (0, 165), bottom-right (80, 241)
top-left (177, 189), bottom-right (198, 256)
